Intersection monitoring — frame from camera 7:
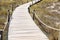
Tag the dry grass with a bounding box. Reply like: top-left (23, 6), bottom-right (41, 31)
top-left (0, 0), bottom-right (32, 40)
top-left (29, 0), bottom-right (60, 40)
top-left (0, 0), bottom-right (32, 29)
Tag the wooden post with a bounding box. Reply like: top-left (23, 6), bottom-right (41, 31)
top-left (8, 10), bottom-right (10, 22)
top-left (33, 12), bottom-right (35, 20)
top-left (0, 31), bottom-right (3, 40)
top-left (33, 10), bottom-right (35, 20)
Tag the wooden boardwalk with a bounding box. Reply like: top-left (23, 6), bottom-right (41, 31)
top-left (8, 0), bottom-right (49, 40)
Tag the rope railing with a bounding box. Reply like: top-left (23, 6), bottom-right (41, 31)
top-left (0, 0), bottom-right (30, 31)
top-left (0, 9), bottom-right (11, 40)
top-left (0, 0), bottom-right (43, 40)
top-left (32, 10), bottom-right (60, 40)
top-left (32, 11), bottom-right (60, 31)
top-left (0, 0), bottom-right (32, 40)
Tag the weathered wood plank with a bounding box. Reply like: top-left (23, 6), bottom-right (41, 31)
top-left (8, 0), bottom-right (49, 40)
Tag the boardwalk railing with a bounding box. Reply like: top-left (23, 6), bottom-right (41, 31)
top-left (0, 0), bottom-right (43, 40)
top-left (32, 10), bottom-right (60, 40)
top-left (0, 9), bottom-right (11, 40)
top-left (0, 0), bottom-right (34, 40)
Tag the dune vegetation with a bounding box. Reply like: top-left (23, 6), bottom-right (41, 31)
top-left (30, 0), bottom-right (60, 40)
top-left (0, 0), bottom-right (32, 30)
top-left (0, 0), bottom-right (32, 40)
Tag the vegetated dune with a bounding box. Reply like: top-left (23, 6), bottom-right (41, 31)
top-left (0, 0), bottom-right (32, 28)
top-left (0, 0), bottom-right (32, 40)
top-left (30, 0), bottom-right (60, 40)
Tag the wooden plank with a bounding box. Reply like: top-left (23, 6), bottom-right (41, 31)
top-left (8, 0), bottom-right (49, 40)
